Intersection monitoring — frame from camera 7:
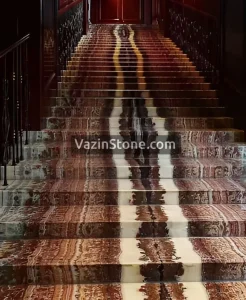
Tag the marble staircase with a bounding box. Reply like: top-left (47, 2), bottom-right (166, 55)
top-left (1, 24), bottom-right (246, 299)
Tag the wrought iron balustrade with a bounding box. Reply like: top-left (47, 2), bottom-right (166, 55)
top-left (166, 0), bottom-right (221, 86)
top-left (0, 34), bottom-right (30, 186)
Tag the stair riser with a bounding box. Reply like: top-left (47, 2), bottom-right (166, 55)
top-left (2, 282), bottom-right (246, 298)
top-left (73, 51), bottom-right (185, 57)
top-left (57, 83), bottom-right (210, 91)
top-left (62, 70), bottom-right (202, 77)
top-left (71, 56), bottom-right (189, 60)
top-left (76, 43), bottom-right (178, 46)
top-left (3, 189), bottom-right (246, 207)
top-left (24, 144), bottom-right (246, 160)
top-left (1, 263), bottom-right (242, 284)
top-left (26, 129), bottom-right (244, 146)
top-left (0, 166), bottom-right (15, 180)
top-left (47, 107), bottom-right (225, 118)
top-left (28, 130), bottom-right (242, 144)
top-left (52, 97), bottom-right (219, 108)
top-left (78, 39), bottom-right (174, 42)
top-left (55, 90), bottom-right (217, 99)
top-left (72, 54), bottom-right (188, 59)
top-left (76, 43), bottom-right (179, 48)
top-left (79, 38), bottom-right (173, 40)
top-left (45, 117), bottom-right (233, 130)
top-left (66, 66), bottom-right (197, 71)
top-left (1, 219), bottom-right (244, 239)
top-left (15, 163), bottom-right (246, 180)
top-left (75, 47), bottom-right (182, 53)
top-left (67, 61), bottom-right (193, 67)
top-left (58, 77), bottom-right (205, 84)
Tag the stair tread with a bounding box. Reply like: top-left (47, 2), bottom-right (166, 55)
top-left (0, 204), bottom-right (245, 238)
top-left (25, 140), bottom-right (246, 151)
top-left (25, 140), bottom-right (246, 148)
top-left (0, 204), bottom-right (246, 223)
top-left (46, 116), bottom-right (231, 120)
top-left (4, 177), bottom-right (246, 192)
top-left (19, 157), bottom-right (246, 164)
top-left (40, 128), bottom-right (241, 132)
top-left (1, 237), bottom-right (246, 267)
top-left (0, 282), bottom-right (245, 299)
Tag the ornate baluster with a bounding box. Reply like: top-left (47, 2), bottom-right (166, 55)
top-left (15, 47), bottom-right (20, 163)
top-left (2, 57), bottom-right (10, 186)
top-left (19, 44), bottom-right (24, 160)
top-left (12, 51), bottom-right (16, 166)
top-left (24, 42), bottom-right (30, 145)
top-left (167, 1), bottom-right (220, 86)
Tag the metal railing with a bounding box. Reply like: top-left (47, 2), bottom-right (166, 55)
top-left (166, 0), bottom-right (222, 87)
top-left (0, 34), bottom-right (30, 186)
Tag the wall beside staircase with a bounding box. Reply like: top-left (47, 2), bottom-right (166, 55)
top-left (222, 0), bottom-right (246, 137)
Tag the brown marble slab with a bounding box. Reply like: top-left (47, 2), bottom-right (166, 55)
top-left (0, 238), bottom-right (246, 284)
top-left (3, 22), bottom-right (246, 297)
top-left (0, 204), bottom-right (246, 239)
top-left (1, 282), bottom-right (246, 299)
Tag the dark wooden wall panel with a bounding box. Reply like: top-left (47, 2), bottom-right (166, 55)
top-left (122, 0), bottom-right (142, 23)
top-left (99, 0), bottom-right (121, 22)
top-left (91, 0), bottom-right (143, 24)
top-left (183, 0), bottom-right (219, 17)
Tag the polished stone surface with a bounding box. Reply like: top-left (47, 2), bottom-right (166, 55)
top-left (1, 24), bottom-right (246, 298)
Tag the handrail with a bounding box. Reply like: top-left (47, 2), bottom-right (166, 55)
top-left (167, 0), bottom-right (218, 21)
top-left (58, 0), bottom-right (82, 16)
top-left (44, 72), bottom-right (56, 92)
top-left (0, 33), bottom-right (30, 186)
top-left (0, 34), bottom-right (30, 59)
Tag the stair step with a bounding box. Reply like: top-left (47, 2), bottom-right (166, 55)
top-left (70, 56), bottom-right (189, 60)
top-left (0, 282), bottom-right (245, 299)
top-left (67, 61), bottom-right (193, 66)
top-left (66, 65), bottom-right (197, 71)
top-left (28, 128), bottom-right (243, 143)
top-left (75, 47), bottom-right (181, 51)
top-left (72, 53), bottom-right (188, 58)
top-left (76, 44), bottom-right (179, 48)
top-left (58, 76), bottom-right (205, 84)
top-left (57, 82), bottom-right (210, 91)
top-left (78, 39), bottom-right (174, 42)
top-left (2, 178), bottom-right (246, 206)
top-left (62, 70), bottom-right (203, 76)
top-left (75, 43), bottom-right (179, 48)
top-left (47, 106), bottom-right (225, 118)
top-left (16, 157), bottom-right (246, 180)
top-left (51, 97), bottom-right (219, 107)
top-left (0, 204), bottom-right (245, 239)
top-left (44, 116), bottom-right (233, 130)
top-left (74, 50), bottom-right (186, 56)
top-left (0, 237), bottom-right (246, 283)
top-left (24, 141), bottom-right (246, 161)
top-left (54, 89), bottom-right (217, 99)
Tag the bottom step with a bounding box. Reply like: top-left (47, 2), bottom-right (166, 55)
top-left (0, 282), bottom-right (245, 299)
